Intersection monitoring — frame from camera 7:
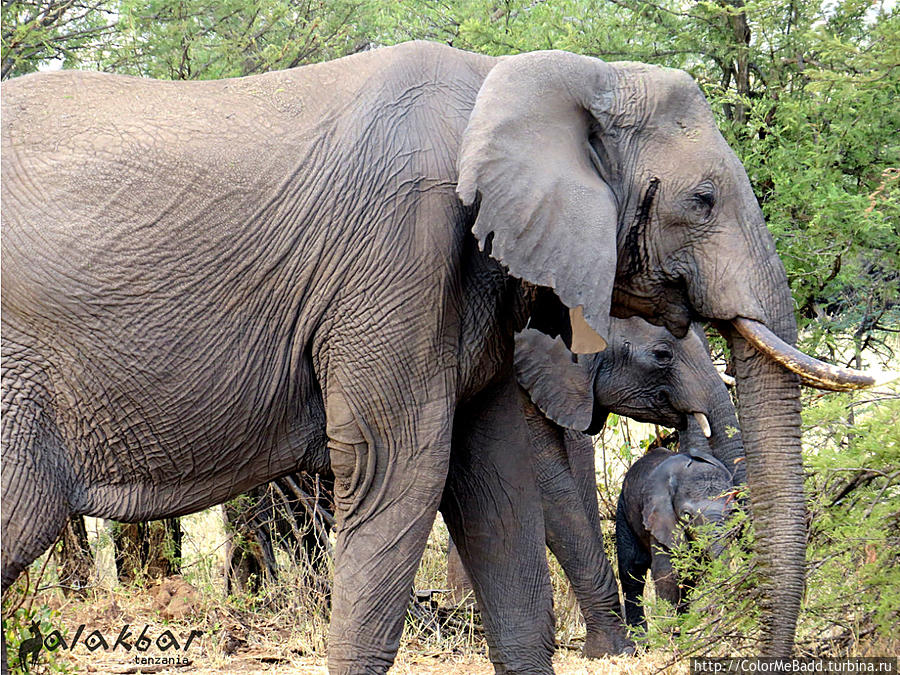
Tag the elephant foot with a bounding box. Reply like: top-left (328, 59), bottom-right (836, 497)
top-left (583, 624), bottom-right (635, 658)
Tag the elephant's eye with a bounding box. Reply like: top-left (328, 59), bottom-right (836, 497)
top-left (652, 345), bottom-right (674, 364)
top-left (693, 191), bottom-right (715, 209)
top-left (685, 185), bottom-right (716, 221)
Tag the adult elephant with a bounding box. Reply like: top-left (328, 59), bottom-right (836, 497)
top-left (1, 41), bottom-right (885, 671)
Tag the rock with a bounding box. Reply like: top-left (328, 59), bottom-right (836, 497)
top-left (152, 576), bottom-right (201, 620)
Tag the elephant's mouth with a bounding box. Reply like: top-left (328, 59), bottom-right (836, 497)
top-left (611, 282), bottom-right (693, 339)
top-left (620, 406), bottom-right (683, 430)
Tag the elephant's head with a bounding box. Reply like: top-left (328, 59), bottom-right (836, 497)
top-left (515, 319), bottom-right (747, 483)
top-left (514, 319), bottom-right (718, 432)
top-left (458, 51), bottom-right (893, 654)
top-left (644, 450), bottom-right (734, 556)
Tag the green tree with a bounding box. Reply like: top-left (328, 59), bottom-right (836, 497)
top-left (2, 0), bottom-right (377, 81)
top-left (1, 1), bottom-right (115, 78)
top-left (90, 0), bottom-right (372, 79)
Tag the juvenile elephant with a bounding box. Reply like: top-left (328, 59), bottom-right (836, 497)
top-left (2, 41), bottom-right (882, 671)
top-left (616, 447), bottom-right (734, 629)
top-left (514, 319), bottom-right (745, 482)
top-left (447, 317), bottom-right (741, 656)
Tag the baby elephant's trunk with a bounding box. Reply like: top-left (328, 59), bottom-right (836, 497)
top-left (708, 534), bottom-right (728, 560)
top-left (697, 500), bottom-right (733, 560)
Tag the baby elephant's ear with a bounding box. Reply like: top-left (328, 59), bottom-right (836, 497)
top-left (514, 328), bottom-right (595, 431)
top-left (643, 490), bottom-right (679, 550)
top-left (682, 448), bottom-right (732, 478)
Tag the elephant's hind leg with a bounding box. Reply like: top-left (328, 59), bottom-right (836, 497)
top-left (1, 361), bottom-right (72, 593)
top-left (321, 370), bottom-right (453, 675)
top-left (442, 372), bottom-right (555, 675)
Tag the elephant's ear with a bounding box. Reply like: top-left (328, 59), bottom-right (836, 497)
top-left (643, 472), bottom-right (679, 549)
top-left (682, 448), bottom-right (732, 479)
top-left (514, 328), bottom-right (595, 431)
top-left (643, 493), bottom-right (679, 550)
top-left (458, 51), bottom-right (621, 353)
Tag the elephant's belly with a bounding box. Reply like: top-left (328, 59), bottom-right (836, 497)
top-left (77, 409), bottom-right (328, 522)
top-left (64, 362), bottom-right (329, 521)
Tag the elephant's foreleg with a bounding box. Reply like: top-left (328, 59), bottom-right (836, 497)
top-left (562, 429), bottom-right (607, 542)
top-left (323, 376), bottom-right (452, 675)
top-left (649, 547), bottom-right (681, 609)
top-left (616, 499), bottom-right (649, 630)
top-left (442, 374), bottom-right (555, 675)
top-left (525, 403), bottom-right (632, 657)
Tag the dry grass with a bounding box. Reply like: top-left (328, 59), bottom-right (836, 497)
top-left (14, 560), bottom-right (676, 675)
top-left (23, 576), bottom-right (678, 675)
top-left (5, 506), bottom-right (683, 675)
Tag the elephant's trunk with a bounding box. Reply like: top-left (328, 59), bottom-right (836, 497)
top-left (708, 535), bottom-right (728, 561)
top-left (704, 513), bottom-right (731, 560)
top-left (682, 383), bottom-right (746, 485)
top-left (727, 321), bottom-right (805, 656)
top-left (710, 386), bottom-right (745, 485)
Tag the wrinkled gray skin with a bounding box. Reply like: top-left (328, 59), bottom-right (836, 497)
top-left (448, 318), bottom-right (742, 657)
top-left (616, 447), bottom-right (734, 629)
top-left (2, 42), bottom-right (807, 671)
top-left (515, 319), bottom-right (745, 483)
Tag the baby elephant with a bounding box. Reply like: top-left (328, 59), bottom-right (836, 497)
top-left (616, 447), bottom-right (733, 629)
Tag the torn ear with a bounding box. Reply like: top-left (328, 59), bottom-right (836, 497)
top-left (458, 51), bottom-right (620, 350)
top-left (524, 286), bottom-right (606, 354)
top-left (570, 306), bottom-right (607, 353)
top-left (514, 328), bottom-right (596, 432)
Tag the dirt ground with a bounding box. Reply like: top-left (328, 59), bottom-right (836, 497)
top-left (22, 578), bottom-right (680, 675)
top-left (55, 648), bottom-right (676, 674)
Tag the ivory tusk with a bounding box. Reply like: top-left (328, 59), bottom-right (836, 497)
top-left (693, 412), bottom-right (712, 438)
top-left (732, 317), bottom-right (899, 392)
top-left (719, 372), bottom-right (736, 387)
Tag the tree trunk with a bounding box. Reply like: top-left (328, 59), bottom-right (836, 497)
top-left (719, 0), bottom-right (752, 124)
top-left (446, 537), bottom-right (477, 606)
top-left (224, 473), bottom-right (334, 596)
top-left (223, 485), bottom-right (275, 595)
top-left (55, 516), bottom-right (93, 594)
top-left (112, 518), bottom-right (182, 583)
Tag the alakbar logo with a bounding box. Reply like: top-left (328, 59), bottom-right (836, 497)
top-left (16, 619), bottom-right (202, 671)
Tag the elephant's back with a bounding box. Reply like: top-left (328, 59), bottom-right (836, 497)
top-left (1, 41), bottom-right (495, 290)
top-left (1, 42), bottom-right (501, 502)
top-left (622, 449), bottom-right (673, 500)
top-left (1, 41), bottom-right (495, 172)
